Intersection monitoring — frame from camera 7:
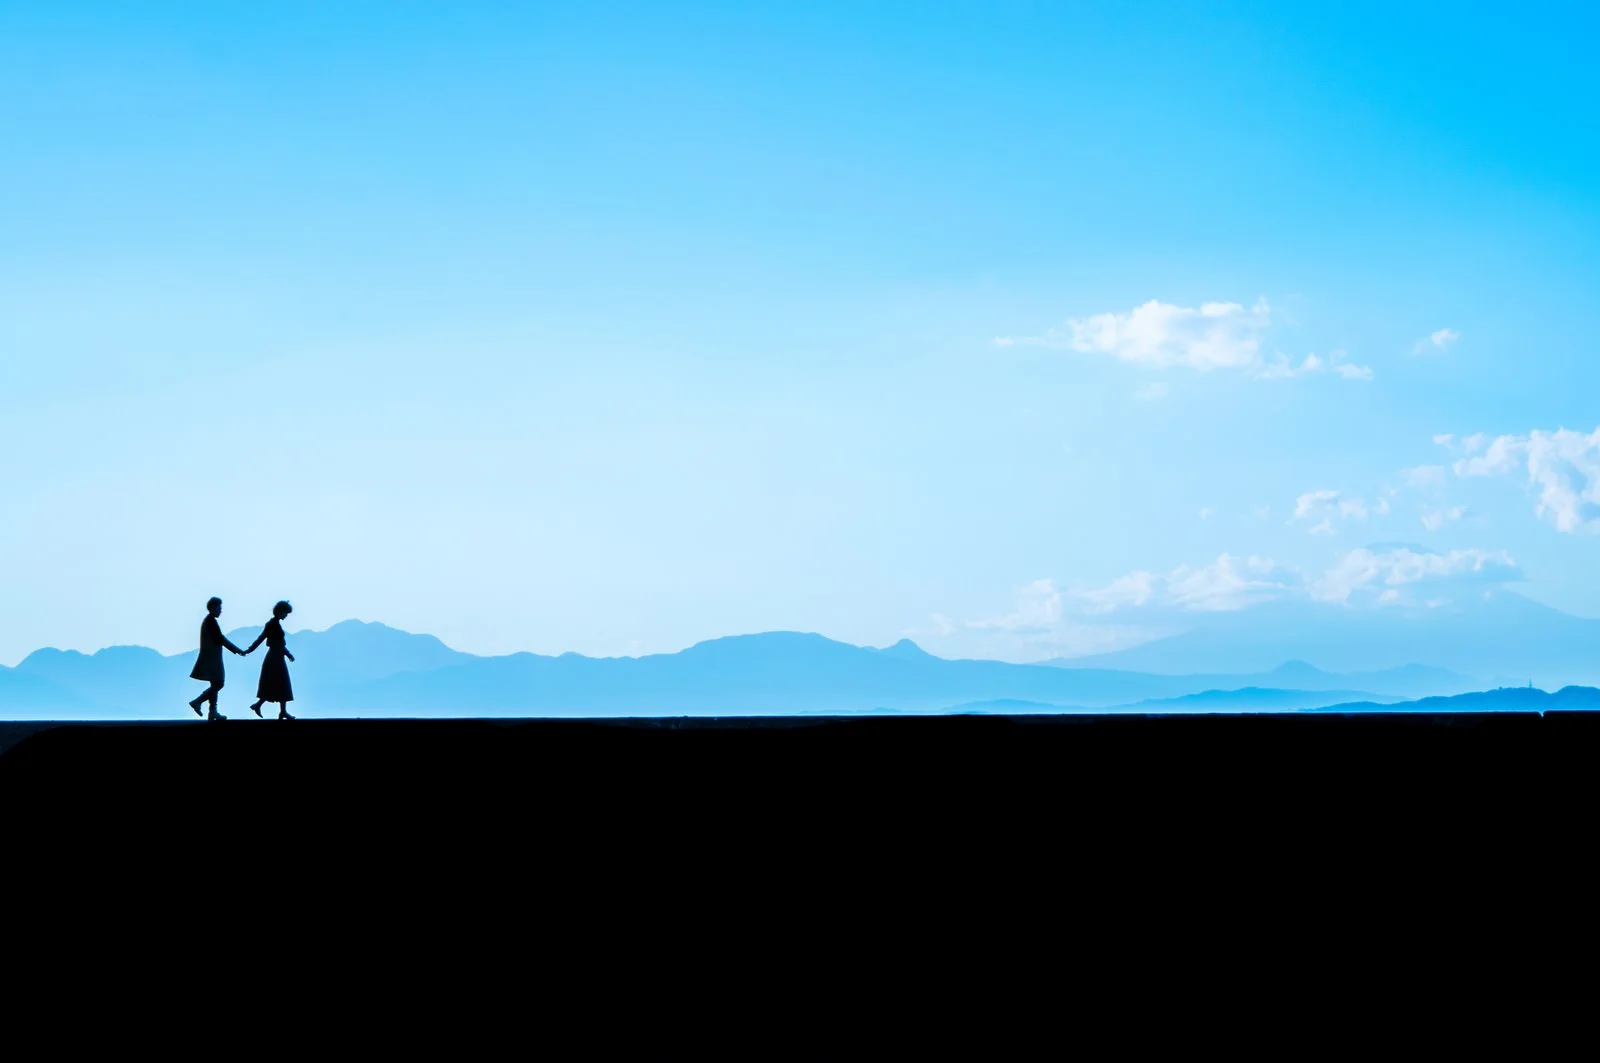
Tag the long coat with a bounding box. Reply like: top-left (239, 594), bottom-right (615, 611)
top-left (189, 615), bottom-right (238, 685)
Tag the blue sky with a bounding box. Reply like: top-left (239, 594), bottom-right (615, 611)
top-left (3, 1), bottom-right (1599, 664)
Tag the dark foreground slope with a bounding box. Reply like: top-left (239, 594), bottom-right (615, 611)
top-left (6, 713), bottom-right (1600, 853)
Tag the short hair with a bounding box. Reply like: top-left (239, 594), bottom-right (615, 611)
top-left (273, 600), bottom-right (293, 618)
top-left (207, 597), bottom-right (222, 611)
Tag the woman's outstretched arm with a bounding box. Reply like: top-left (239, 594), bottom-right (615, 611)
top-left (244, 628), bottom-right (267, 654)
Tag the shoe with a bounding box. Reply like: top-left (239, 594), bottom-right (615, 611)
top-left (249, 701), bottom-right (263, 718)
top-left (278, 710), bottom-right (296, 720)
top-left (189, 699), bottom-right (204, 717)
top-left (208, 711), bottom-right (227, 721)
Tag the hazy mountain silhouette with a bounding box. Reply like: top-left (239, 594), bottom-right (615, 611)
top-left (0, 665), bottom-right (93, 714)
top-left (326, 630), bottom-right (1444, 717)
top-left (1111, 686), bottom-right (1403, 712)
top-left (236, 619), bottom-right (476, 690)
top-left (0, 620), bottom-right (1489, 719)
top-left (1315, 685), bottom-right (1600, 713)
top-left (941, 686), bottom-right (1403, 714)
top-left (10, 645), bottom-right (187, 718)
top-left (1055, 591), bottom-right (1600, 686)
top-left (1045, 658), bottom-right (1475, 699)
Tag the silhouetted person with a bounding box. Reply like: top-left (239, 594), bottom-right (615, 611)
top-left (189, 597), bottom-right (245, 721)
top-left (246, 601), bottom-right (297, 720)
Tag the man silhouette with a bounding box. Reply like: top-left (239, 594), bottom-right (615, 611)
top-left (188, 597), bottom-right (245, 721)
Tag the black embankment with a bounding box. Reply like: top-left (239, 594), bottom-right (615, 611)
top-left (4, 713), bottom-right (1596, 849)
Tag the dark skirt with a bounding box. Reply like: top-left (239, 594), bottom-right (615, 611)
top-left (256, 651), bottom-right (294, 703)
top-left (190, 648), bottom-right (224, 685)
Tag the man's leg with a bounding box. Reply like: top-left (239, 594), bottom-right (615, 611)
top-left (189, 684), bottom-right (218, 716)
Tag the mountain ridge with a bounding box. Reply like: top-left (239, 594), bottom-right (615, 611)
top-left (1052, 591), bottom-right (1600, 685)
top-left (1, 620), bottom-right (1493, 719)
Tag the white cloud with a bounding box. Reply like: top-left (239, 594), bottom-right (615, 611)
top-left (1332, 361), bottom-right (1374, 381)
top-left (1166, 554), bottom-right (1291, 611)
top-left (1257, 352), bottom-right (1317, 380)
top-left (1453, 426), bottom-right (1600, 533)
top-left (995, 298), bottom-right (1270, 371)
top-left (1255, 349), bottom-right (1371, 381)
top-left (1420, 505), bottom-right (1469, 531)
top-left (1292, 489), bottom-right (1339, 519)
top-left (1078, 554), bottom-right (1294, 614)
top-left (1290, 490), bottom-right (1389, 535)
top-left (995, 298), bottom-right (1375, 382)
top-left (955, 540), bottom-right (1522, 661)
top-left (1412, 327), bottom-right (1460, 354)
top-left (1310, 545), bottom-right (1520, 604)
top-left (955, 581), bottom-right (1162, 661)
top-left (1432, 432), bottom-right (1489, 457)
top-left (1401, 464), bottom-right (1447, 490)
top-left (966, 579), bottom-right (1063, 632)
top-left (1068, 298), bottom-right (1270, 370)
top-left (996, 541), bottom-right (1524, 648)
top-left (1198, 506), bottom-right (1214, 520)
top-left (1076, 571), bottom-right (1158, 615)
top-left (1133, 380), bottom-right (1171, 402)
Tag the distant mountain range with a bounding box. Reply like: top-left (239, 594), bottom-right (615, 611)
top-left (1315, 686), bottom-right (1600, 713)
top-left (0, 619), bottom-right (1496, 720)
top-left (1053, 591), bottom-right (1600, 687)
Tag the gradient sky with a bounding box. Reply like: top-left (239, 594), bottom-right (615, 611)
top-left (3, 1), bottom-right (1599, 664)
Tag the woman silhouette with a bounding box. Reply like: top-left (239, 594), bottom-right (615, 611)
top-left (246, 601), bottom-right (298, 719)
top-left (189, 596), bottom-right (245, 720)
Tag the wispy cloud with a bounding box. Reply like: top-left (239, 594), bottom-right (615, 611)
top-left (996, 298), bottom-right (1270, 371)
top-left (1435, 432), bottom-right (1487, 456)
top-left (1420, 505), bottom-right (1469, 531)
top-left (1412, 327), bottom-right (1460, 354)
top-left (995, 297), bottom-right (1371, 381)
top-left (1076, 571), bottom-right (1159, 614)
top-left (1309, 545), bottom-right (1519, 604)
top-left (1078, 554), bottom-right (1294, 614)
top-left (1081, 544), bottom-right (1522, 611)
top-left (966, 578), bottom-right (1062, 632)
top-left (958, 580), bottom-right (1159, 661)
top-left (958, 541), bottom-right (1524, 660)
top-left (1400, 464), bottom-right (1447, 490)
top-left (1165, 554), bottom-right (1291, 611)
top-left (1257, 350), bottom-right (1372, 381)
top-left (1290, 489), bottom-right (1389, 535)
top-left (1451, 426), bottom-right (1600, 533)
